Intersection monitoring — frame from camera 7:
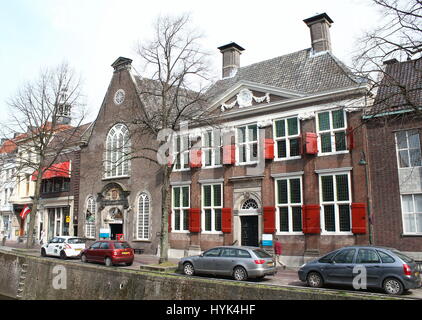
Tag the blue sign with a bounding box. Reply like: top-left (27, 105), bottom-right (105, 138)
top-left (262, 234), bottom-right (273, 246)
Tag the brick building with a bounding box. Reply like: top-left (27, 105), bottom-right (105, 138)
top-left (167, 13), bottom-right (371, 265)
top-left (365, 58), bottom-right (422, 260)
top-left (78, 57), bottom-right (163, 254)
top-left (78, 13), bottom-right (373, 264)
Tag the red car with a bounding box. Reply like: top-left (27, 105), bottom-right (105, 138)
top-left (81, 240), bottom-right (134, 267)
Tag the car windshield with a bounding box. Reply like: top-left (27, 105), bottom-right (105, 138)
top-left (392, 250), bottom-right (414, 263)
top-left (67, 238), bottom-right (85, 244)
top-left (253, 249), bottom-right (272, 258)
top-left (114, 242), bottom-right (131, 249)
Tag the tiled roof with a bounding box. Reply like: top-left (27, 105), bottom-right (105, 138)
top-left (368, 58), bottom-right (422, 116)
top-left (207, 49), bottom-right (361, 100)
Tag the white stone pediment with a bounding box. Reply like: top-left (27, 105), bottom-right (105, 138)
top-left (211, 81), bottom-right (305, 113)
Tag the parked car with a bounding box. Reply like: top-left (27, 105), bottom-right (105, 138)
top-left (298, 246), bottom-right (421, 295)
top-left (41, 236), bottom-right (86, 259)
top-left (80, 240), bottom-right (134, 267)
top-left (178, 246), bottom-right (276, 281)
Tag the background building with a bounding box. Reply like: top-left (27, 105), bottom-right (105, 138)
top-left (365, 57), bottom-right (422, 260)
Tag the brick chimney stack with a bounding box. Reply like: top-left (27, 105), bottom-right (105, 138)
top-left (303, 13), bottom-right (334, 54)
top-left (218, 42), bottom-right (245, 79)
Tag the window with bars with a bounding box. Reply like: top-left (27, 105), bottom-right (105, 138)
top-left (202, 184), bottom-right (223, 232)
top-left (320, 173), bottom-right (351, 233)
top-left (104, 124), bottom-right (130, 178)
top-left (401, 194), bottom-right (422, 234)
top-left (85, 196), bottom-right (96, 239)
top-left (395, 130), bottom-right (422, 168)
top-left (137, 193), bottom-right (150, 240)
top-left (172, 186), bottom-right (190, 231)
top-left (274, 117), bottom-right (301, 159)
top-left (203, 130), bottom-right (222, 167)
top-left (317, 110), bottom-right (347, 154)
top-left (237, 124), bottom-right (258, 164)
top-left (174, 134), bottom-right (190, 171)
top-left (276, 177), bottom-right (303, 233)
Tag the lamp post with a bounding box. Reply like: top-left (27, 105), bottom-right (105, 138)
top-left (359, 151), bottom-right (373, 245)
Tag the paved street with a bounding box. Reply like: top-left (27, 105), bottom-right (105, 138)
top-left (2, 241), bottom-right (421, 299)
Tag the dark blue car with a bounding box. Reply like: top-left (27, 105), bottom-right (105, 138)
top-left (298, 246), bottom-right (421, 295)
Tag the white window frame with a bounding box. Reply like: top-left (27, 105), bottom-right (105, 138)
top-left (400, 193), bottom-right (422, 235)
top-left (136, 193), bottom-right (150, 240)
top-left (201, 183), bottom-right (223, 234)
top-left (104, 124), bottom-right (131, 179)
top-left (174, 134), bottom-right (190, 172)
top-left (85, 197), bottom-right (96, 239)
top-left (316, 109), bottom-right (349, 156)
top-left (275, 176), bottom-right (304, 235)
top-left (236, 123), bottom-right (259, 165)
top-left (319, 171), bottom-right (353, 235)
top-left (273, 116), bottom-right (301, 161)
top-left (395, 130), bottom-right (422, 169)
top-left (172, 185), bottom-right (190, 233)
top-left (202, 129), bottom-right (222, 169)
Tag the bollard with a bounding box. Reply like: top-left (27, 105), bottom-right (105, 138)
top-left (1, 236), bottom-right (6, 246)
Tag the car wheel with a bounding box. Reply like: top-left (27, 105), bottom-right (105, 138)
top-left (183, 262), bottom-right (195, 276)
top-left (81, 254), bottom-right (87, 263)
top-left (307, 272), bottom-right (324, 288)
top-left (105, 257), bottom-right (113, 267)
top-left (126, 262), bottom-right (133, 267)
top-left (41, 248), bottom-right (46, 257)
top-left (60, 251), bottom-right (67, 260)
top-left (383, 278), bottom-right (404, 295)
top-left (233, 266), bottom-right (248, 281)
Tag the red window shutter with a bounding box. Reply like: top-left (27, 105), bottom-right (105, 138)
top-left (221, 208), bottom-right (232, 233)
top-left (302, 205), bottom-right (321, 234)
top-left (347, 127), bottom-right (355, 150)
top-left (351, 203), bottom-right (367, 234)
top-left (189, 149), bottom-right (202, 168)
top-left (263, 206), bottom-right (276, 234)
top-left (223, 145), bottom-right (235, 165)
top-left (168, 210), bottom-right (172, 232)
top-left (264, 139), bottom-right (275, 160)
top-left (305, 133), bottom-right (318, 154)
top-left (189, 208), bottom-right (201, 233)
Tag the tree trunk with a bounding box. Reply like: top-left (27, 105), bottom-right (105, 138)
top-left (26, 168), bottom-right (43, 249)
top-left (159, 166), bottom-right (171, 263)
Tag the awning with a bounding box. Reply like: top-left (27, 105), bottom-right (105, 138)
top-left (32, 161), bottom-right (71, 181)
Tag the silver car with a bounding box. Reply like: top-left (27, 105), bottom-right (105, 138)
top-left (178, 246), bottom-right (277, 281)
top-left (298, 246), bottom-right (421, 295)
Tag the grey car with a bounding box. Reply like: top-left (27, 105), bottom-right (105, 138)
top-left (178, 246), bottom-right (277, 281)
top-left (298, 246), bottom-right (421, 295)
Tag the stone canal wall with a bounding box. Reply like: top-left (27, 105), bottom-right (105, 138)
top-left (0, 250), bottom-right (405, 300)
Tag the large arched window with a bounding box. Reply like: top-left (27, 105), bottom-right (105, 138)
top-left (85, 196), bottom-right (96, 239)
top-left (137, 193), bottom-right (150, 240)
top-left (105, 124), bottom-right (130, 178)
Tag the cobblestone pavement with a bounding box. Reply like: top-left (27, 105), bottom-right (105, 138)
top-left (1, 241), bottom-right (421, 299)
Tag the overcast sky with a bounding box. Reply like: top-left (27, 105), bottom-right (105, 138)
top-left (0, 0), bottom-right (383, 124)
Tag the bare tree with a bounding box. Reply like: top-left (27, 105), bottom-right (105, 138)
top-left (353, 0), bottom-right (422, 115)
top-left (1, 62), bottom-right (86, 248)
top-left (131, 14), bottom-right (215, 262)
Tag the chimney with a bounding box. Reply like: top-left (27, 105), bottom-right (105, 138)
top-left (303, 13), bottom-right (334, 54)
top-left (383, 58), bottom-right (399, 65)
top-left (218, 42), bottom-right (245, 79)
top-left (111, 57), bottom-right (133, 72)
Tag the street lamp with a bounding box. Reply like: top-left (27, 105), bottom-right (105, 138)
top-left (359, 151), bottom-right (373, 245)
